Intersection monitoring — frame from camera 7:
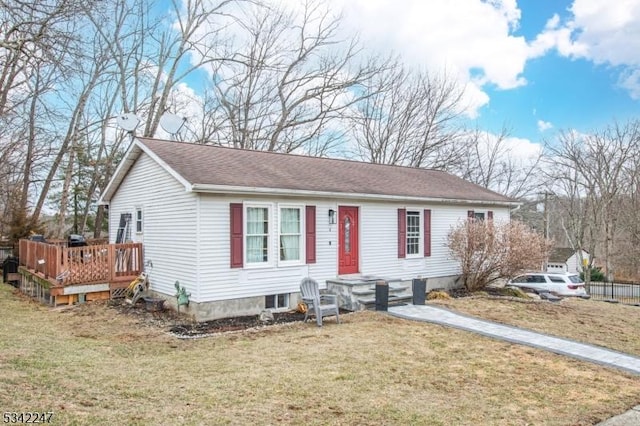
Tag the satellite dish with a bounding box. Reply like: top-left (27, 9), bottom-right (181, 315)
top-left (116, 113), bottom-right (140, 132)
top-left (159, 112), bottom-right (186, 135)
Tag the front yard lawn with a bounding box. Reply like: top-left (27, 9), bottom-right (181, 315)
top-left (1, 283), bottom-right (639, 425)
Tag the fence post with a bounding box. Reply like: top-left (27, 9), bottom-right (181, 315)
top-left (611, 280), bottom-right (614, 300)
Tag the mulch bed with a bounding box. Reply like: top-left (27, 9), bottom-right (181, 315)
top-left (169, 311), bottom-right (309, 337)
top-left (108, 299), bottom-right (331, 337)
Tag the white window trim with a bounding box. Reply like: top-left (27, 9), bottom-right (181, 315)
top-left (406, 209), bottom-right (423, 258)
top-left (474, 211), bottom-right (486, 221)
top-left (265, 293), bottom-right (290, 311)
top-left (135, 207), bottom-right (143, 234)
top-left (278, 204), bottom-right (306, 267)
top-left (244, 202), bottom-right (273, 268)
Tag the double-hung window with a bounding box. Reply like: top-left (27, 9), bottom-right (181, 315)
top-left (246, 206), bottom-right (270, 265)
top-left (279, 206), bottom-right (304, 264)
top-left (399, 208), bottom-right (431, 258)
top-left (406, 211), bottom-right (421, 256)
top-left (135, 208), bottom-right (143, 233)
top-left (231, 203), bottom-right (314, 268)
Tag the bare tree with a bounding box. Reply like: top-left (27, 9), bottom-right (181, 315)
top-left (206, 0), bottom-right (384, 154)
top-left (348, 61), bottom-right (466, 168)
top-left (545, 122), bottom-right (640, 282)
top-left (455, 125), bottom-right (546, 199)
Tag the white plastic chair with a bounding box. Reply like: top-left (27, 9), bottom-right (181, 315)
top-left (300, 277), bottom-right (340, 327)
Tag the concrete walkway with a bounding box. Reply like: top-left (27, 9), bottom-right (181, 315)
top-left (388, 304), bottom-right (640, 425)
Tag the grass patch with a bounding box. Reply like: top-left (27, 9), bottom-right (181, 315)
top-left (1, 283), bottom-right (640, 425)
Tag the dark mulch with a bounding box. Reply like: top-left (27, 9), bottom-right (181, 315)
top-left (108, 298), bottom-right (338, 337)
top-left (169, 310), bottom-right (309, 337)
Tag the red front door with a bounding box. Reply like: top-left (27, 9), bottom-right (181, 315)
top-left (338, 206), bottom-right (359, 275)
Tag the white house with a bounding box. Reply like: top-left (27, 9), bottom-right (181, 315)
top-left (99, 137), bottom-right (517, 321)
top-left (546, 248), bottom-right (590, 274)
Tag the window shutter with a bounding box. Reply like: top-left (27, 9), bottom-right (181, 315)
top-left (467, 210), bottom-right (475, 220)
top-left (424, 209), bottom-right (431, 257)
top-left (305, 206), bottom-right (316, 264)
top-left (398, 208), bottom-right (406, 258)
top-left (488, 210), bottom-right (494, 220)
top-left (230, 203), bottom-right (243, 268)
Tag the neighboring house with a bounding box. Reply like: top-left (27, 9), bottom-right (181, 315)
top-left (546, 248), bottom-right (589, 274)
top-left (99, 137), bottom-right (517, 321)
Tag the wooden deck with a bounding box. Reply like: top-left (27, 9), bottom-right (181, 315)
top-left (18, 239), bottom-right (143, 306)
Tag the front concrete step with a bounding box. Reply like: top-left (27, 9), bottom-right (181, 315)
top-left (358, 292), bottom-right (413, 308)
top-left (352, 284), bottom-right (409, 296)
top-left (326, 277), bottom-right (419, 311)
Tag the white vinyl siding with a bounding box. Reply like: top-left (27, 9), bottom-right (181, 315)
top-left (109, 153), bottom-right (198, 300)
top-left (196, 196), bottom-right (336, 302)
top-left (359, 203), bottom-right (511, 280)
top-left (110, 152), bottom-right (511, 304)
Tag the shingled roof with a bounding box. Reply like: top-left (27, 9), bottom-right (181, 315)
top-left (100, 137), bottom-right (516, 205)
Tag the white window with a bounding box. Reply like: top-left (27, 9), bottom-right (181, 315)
top-left (279, 206), bottom-right (304, 264)
top-left (265, 293), bottom-right (289, 310)
top-left (406, 210), bottom-right (422, 256)
top-left (245, 205), bottom-right (270, 265)
top-left (474, 212), bottom-right (485, 221)
top-left (135, 208), bottom-right (143, 233)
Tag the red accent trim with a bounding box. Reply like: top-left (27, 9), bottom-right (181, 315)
top-left (230, 203), bottom-right (243, 268)
top-left (398, 208), bottom-right (406, 258)
top-left (488, 210), bottom-right (494, 220)
top-left (305, 206), bottom-right (316, 264)
top-left (468, 210), bottom-right (475, 220)
top-left (424, 209), bottom-right (431, 257)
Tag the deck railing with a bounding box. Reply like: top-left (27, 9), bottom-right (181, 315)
top-left (18, 239), bottom-right (143, 286)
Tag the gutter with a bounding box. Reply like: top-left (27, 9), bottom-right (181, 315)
top-left (189, 183), bottom-right (519, 208)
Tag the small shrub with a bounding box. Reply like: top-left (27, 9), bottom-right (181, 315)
top-left (498, 287), bottom-right (531, 299)
top-left (581, 267), bottom-right (605, 282)
top-left (427, 290), bottom-right (451, 300)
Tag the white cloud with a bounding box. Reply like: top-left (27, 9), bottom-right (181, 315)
top-left (529, 0), bottom-right (640, 98)
top-left (537, 120), bottom-right (553, 132)
top-left (330, 0), bottom-right (529, 117)
top-left (619, 69), bottom-right (640, 100)
top-left (530, 1), bottom-right (640, 65)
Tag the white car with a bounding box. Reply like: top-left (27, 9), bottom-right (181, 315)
top-left (507, 272), bottom-right (588, 297)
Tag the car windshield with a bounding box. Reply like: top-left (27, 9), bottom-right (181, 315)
top-left (567, 275), bottom-right (583, 283)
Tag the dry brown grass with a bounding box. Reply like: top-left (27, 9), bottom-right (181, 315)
top-left (432, 295), bottom-right (640, 356)
top-left (1, 283), bottom-right (640, 425)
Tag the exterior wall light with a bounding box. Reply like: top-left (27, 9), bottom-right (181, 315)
top-left (328, 209), bottom-right (336, 225)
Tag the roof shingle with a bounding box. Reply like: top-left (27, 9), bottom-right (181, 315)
top-left (136, 137), bottom-right (514, 204)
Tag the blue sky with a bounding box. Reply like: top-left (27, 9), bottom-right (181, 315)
top-left (328, 0), bottom-right (640, 147)
top-left (481, 0), bottom-right (640, 142)
top-left (172, 0), bottom-right (640, 154)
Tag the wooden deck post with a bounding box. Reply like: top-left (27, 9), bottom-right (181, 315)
top-left (108, 245), bottom-right (115, 282)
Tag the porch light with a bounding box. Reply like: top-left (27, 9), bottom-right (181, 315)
top-left (328, 209), bottom-right (336, 225)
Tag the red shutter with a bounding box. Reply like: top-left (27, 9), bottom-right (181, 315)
top-left (467, 210), bottom-right (475, 220)
top-left (305, 206), bottom-right (316, 264)
top-left (424, 209), bottom-right (431, 257)
top-left (230, 203), bottom-right (243, 268)
top-left (398, 208), bottom-right (406, 258)
top-left (488, 210), bottom-right (494, 220)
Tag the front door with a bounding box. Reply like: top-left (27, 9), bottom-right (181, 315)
top-left (338, 206), bottom-right (359, 275)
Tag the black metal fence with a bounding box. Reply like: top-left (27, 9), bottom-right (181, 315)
top-left (586, 281), bottom-right (640, 305)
